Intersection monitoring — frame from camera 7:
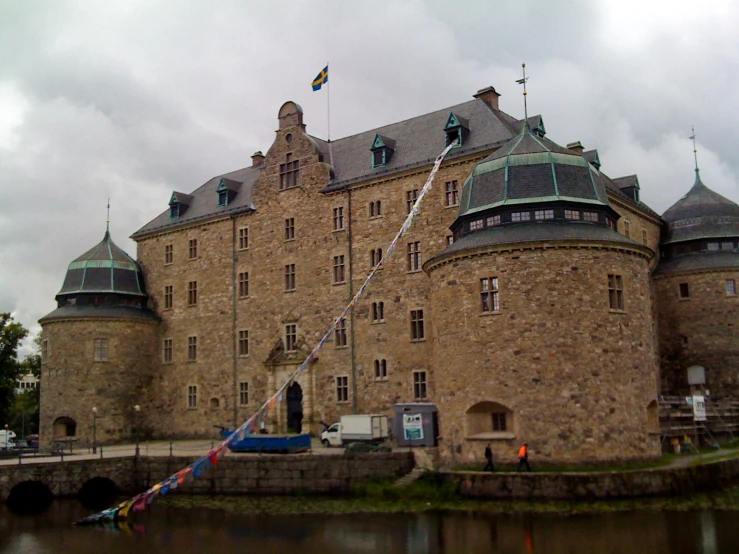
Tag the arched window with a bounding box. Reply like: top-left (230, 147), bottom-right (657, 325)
top-left (647, 399), bottom-right (659, 434)
top-left (370, 248), bottom-right (383, 268)
top-left (372, 302), bottom-right (385, 322)
top-left (465, 401), bottom-right (514, 438)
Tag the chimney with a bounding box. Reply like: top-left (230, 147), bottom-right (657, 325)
top-left (566, 141), bottom-right (584, 154)
top-left (473, 86), bottom-right (500, 110)
top-left (251, 151), bottom-right (265, 167)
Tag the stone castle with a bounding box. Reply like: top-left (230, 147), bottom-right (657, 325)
top-left (39, 85), bottom-right (739, 464)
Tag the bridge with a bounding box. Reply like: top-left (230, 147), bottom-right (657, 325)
top-left (0, 441), bottom-right (414, 511)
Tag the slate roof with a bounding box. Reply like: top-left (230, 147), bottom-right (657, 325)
top-left (612, 175), bottom-right (638, 190)
top-left (321, 99), bottom-right (520, 190)
top-left (427, 221), bottom-right (642, 264)
top-left (133, 166), bottom-right (261, 238)
top-left (457, 127), bottom-right (610, 217)
top-left (40, 304), bottom-right (159, 323)
top-left (661, 171), bottom-right (739, 244)
top-left (57, 230), bottom-right (146, 298)
top-left (654, 251), bottom-right (739, 275)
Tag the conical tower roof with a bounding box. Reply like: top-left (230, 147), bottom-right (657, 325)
top-left (457, 125), bottom-right (610, 217)
top-left (661, 170), bottom-right (739, 244)
top-left (56, 230), bottom-right (146, 298)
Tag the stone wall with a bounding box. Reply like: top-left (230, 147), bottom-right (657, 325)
top-left (426, 244), bottom-right (661, 465)
top-left (655, 268), bottom-right (739, 395)
top-left (40, 318), bottom-right (158, 445)
top-left (440, 456), bottom-right (739, 500)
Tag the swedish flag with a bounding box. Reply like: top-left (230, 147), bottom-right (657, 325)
top-left (312, 66), bottom-right (328, 91)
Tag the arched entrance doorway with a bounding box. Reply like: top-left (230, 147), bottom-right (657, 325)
top-left (52, 416), bottom-right (77, 438)
top-left (286, 383), bottom-right (303, 434)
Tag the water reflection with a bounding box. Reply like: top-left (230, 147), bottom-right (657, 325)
top-left (0, 500), bottom-right (737, 553)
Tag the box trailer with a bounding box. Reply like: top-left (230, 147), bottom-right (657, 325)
top-left (321, 414), bottom-right (389, 447)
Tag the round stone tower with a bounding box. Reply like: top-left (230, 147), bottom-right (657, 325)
top-left (654, 168), bottom-right (739, 396)
top-left (424, 126), bottom-right (660, 466)
top-left (39, 229), bottom-right (158, 447)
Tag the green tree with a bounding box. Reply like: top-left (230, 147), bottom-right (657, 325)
top-left (0, 313), bottom-right (28, 426)
top-left (8, 341), bottom-right (41, 438)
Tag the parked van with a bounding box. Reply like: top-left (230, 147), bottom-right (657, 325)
top-left (0, 430), bottom-right (17, 449)
top-left (321, 415), bottom-right (389, 447)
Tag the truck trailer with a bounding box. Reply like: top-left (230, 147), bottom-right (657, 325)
top-left (321, 414), bottom-right (389, 447)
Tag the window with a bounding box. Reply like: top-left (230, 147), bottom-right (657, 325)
top-left (727, 279), bottom-right (736, 296)
top-left (410, 309), bottom-right (425, 341)
top-left (445, 181), bottom-right (459, 206)
top-left (285, 264), bottom-right (296, 291)
top-left (679, 283), bottom-right (690, 299)
top-left (333, 255), bottom-right (345, 283)
top-left (372, 149), bottom-right (385, 167)
top-left (336, 376), bottom-right (349, 402)
top-left (407, 242), bottom-right (421, 272)
top-left (369, 200), bottom-right (382, 217)
top-left (623, 220), bottom-right (631, 238)
top-left (238, 272), bottom-right (249, 298)
top-left (583, 211), bottom-right (599, 223)
top-left (413, 371), bottom-right (428, 400)
top-left (42, 339), bottom-right (49, 363)
top-left (93, 338), bottom-right (108, 362)
top-left (165, 244), bottom-right (173, 264)
top-left (564, 209), bottom-right (580, 220)
top-left (534, 209), bottom-right (554, 220)
top-left (279, 159), bottom-right (300, 189)
top-left (606, 218), bottom-right (616, 230)
top-left (239, 382), bottom-right (249, 406)
top-left (163, 338), bottom-right (173, 363)
top-left (333, 207), bottom-right (344, 231)
top-left (188, 239), bottom-right (198, 260)
top-left (372, 301), bottom-right (385, 322)
top-left (642, 229), bottom-right (648, 245)
top-left (370, 248), bottom-right (383, 268)
top-left (187, 385), bottom-right (198, 409)
top-left (187, 281), bottom-right (198, 306)
top-left (285, 324), bottom-right (297, 351)
top-left (238, 330), bottom-right (249, 356)
top-left (164, 285), bottom-right (173, 309)
top-left (511, 211), bottom-right (531, 222)
top-left (446, 235), bottom-right (454, 246)
top-left (187, 336), bottom-right (197, 361)
top-left (374, 359), bottom-right (387, 380)
top-left (681, 335), bottom-right (689, 347)
top-left (481, 277), bottom-right (500, 312)
top-left (469, 219), bottom-right (483, 231)
top-left (486, 215), bottom-right (501, 227)
top-left (334, 318), bottom-right (347, 347)
top-left (608, 274), bottom-right (624, 310)
top-left (285, 217), bottom-right (295, 240)
top-left (238, 227), bottom-right (249, 250)
top-left (492, 412), bottom-right (507, 431)
top-left (406, 190), bottom-right (419, 214)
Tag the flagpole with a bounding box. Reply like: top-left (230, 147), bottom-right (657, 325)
top-left (326, 62), bottom-right (331, 142)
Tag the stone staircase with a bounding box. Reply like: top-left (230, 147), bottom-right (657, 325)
top-left (393, 466), bottom-right (426, 487)
top-left (392, 448), bottom-right (437, 487)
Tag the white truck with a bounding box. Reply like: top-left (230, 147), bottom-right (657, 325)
top-left (0, 430), bottom-right (16, 450)
top-left (321, 414), bottom-right (389, 447)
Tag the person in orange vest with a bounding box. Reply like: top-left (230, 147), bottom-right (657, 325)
top-left (517, 443), bottom-right (531, 472)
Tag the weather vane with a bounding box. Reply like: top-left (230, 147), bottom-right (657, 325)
top-left (689, 126), bottom-right (699, 173)
top-left (515, 63), bottom-right (529, 121)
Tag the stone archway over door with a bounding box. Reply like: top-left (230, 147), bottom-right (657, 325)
top-left (52, 417), bottom-right (77, 438)
top-left (287, 383), bottom-right (303, 433)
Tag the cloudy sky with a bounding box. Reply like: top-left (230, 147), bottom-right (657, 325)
top-left (2, 0), bottom-right (739, 350)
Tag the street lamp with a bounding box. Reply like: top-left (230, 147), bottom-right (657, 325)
top-left (3, 424), bottom-right (7, 450)
top-left (92, 407), bottom-right (97, 454)
top-left (134, 405), bottom-right (140, 457)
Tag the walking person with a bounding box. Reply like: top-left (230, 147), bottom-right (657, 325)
top-left (516, 443), bottom-right (531, 472)
top-left (483, 443), bottom-right (495, 472)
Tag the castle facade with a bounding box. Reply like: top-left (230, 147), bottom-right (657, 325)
top-left (39, 86), bottom-right (739, 465)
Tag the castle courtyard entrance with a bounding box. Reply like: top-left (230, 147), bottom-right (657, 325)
top-left (287, 382), bottom-right (303, 434)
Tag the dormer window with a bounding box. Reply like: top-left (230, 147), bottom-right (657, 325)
top-left (370, 134), bottom-right (395, 168)
top-left (216, 178), bottom-right (240, 207)
top-left (444, 112), bottom-right (469, 148)
top-left (168, 192), bottom-right (193, 220)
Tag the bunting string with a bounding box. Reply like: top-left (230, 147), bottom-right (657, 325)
top-left (74, 138), bottom-right (458, 527)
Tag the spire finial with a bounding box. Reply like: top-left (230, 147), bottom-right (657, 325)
top-left (106, 198), bottom-right (110, 234)
top-left (689, 127), bottom-right (703, 186)
top-left (515, 63), bottom-right (529, 124)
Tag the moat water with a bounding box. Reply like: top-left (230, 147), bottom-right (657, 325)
top-left (1, 499), bottom-right (738, 554)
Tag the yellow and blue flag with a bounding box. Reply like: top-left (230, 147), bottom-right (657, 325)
top-left (312, 65), bottom-right (328, 91)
